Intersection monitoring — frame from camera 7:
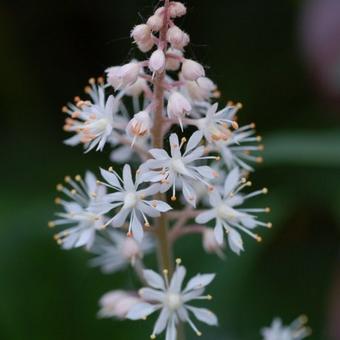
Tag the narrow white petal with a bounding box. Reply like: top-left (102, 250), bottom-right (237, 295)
top-left (100, 168), bottom-right (122, 189)
top-left (123, 164), bottom-right (135, 191)
top-left (195, 210), bottom-right (216, 224)
top-left (224, 167), bottom-right (240, 196)
top-left (228, 228), bottom-right (244, 255)
top-left (149, 148), bottom-right (170, 160)
top-left (139, 288), bottom-right (165, 303)
top-left (153, 307), bottom-right (170, 335)
top-left (143, 269), bottom-right (165, 290)
top-left (169, 265), bottom-right (186, 293)
top-left (184, 273), bottom-right (215, 292)
top-left (214, 220), bottom-right (224, 245)
top-left (187, 306), bottom-right (218, 326)
top-left (165, 316), bottom-right (177, 340)
top-left (126, 303), bottom-right (157, 320)
top-left (185, 130), bottom-right (203, 154)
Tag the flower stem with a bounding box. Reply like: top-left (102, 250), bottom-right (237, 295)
top-left (151, 0), bottom-right (173, 275)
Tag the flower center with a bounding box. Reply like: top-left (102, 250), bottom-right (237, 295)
top-left (171, 158), bottom-right (187, 175)
top-left (123, 192), bottom-right (138, 209)
top-left (165, 293), bottom-right (182, 311)
top-left (216, 203), bottom-right (237, 220)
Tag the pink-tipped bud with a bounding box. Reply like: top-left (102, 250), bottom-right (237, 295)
top-left (182, 59), bottom-right (205, 81)
top-left (166, 48), bottom-right (183, 71)
top-left (154, 6), bottom-right (165, 16)
top-left (115, 62), bottom-right (140, 89)
top-left (105, 66), bottom-right (121, 89)
top-left (167, 92), bottom-right (192, 121)
top-left (169, 2), bottom-right (187, 18)
top-left (149, 49), bottom-right (166, 73)
top-left (166, 25), bottom-right (190, 50)
top-left (131, 24), bottom-right (151, 43)
top-left (147, 14), bottom-right (163, 31)
top-left (127, 110), bottom-right (152, 140)
top-left (203, 228), bottom-right (225, 258)
top-left (98, 290), bottom-right (141, 320)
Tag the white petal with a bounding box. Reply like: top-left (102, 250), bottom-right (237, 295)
top-left (138, 202), bottom-right (161, 218)
top-left (183, 146), bottom-right (205, 163)
top-left (139, 288), bottom-right (164, 303)
top-left (123, 164), bottom-right (135, 191)
top-left (169, 134), bottom-right (181, 158)
top-left (194, 165), bottom-right (215, 179)
top-left (169, 265), bottom-right (186, 293)
top-left (228, 228), bottom-right (244, 255)
top-left (139, 183), bottom-right (161, 197)
top-left (143, 269), bottom-right (165, 290)
top-left (85, 171), bottom-right (97, 193)
top-left (182, 180), bottom-right (197, 207)
top-left (100, 168), bottom-right (122, 189)
top-left (184, 273), bottom-right (215, 292)
top-left (149, 148), bottom-right (170, 160)
top-left (126, 303), bottom-right (157, 320)
top-left (131, 211), bottom-right (144, 242)
top-left (185, 130), bottom-right (203, 154)
top-left (209, 189), bottom-right (222, 206)
top-left (110, 146), bottom-right (132, 163)
top-left (187, 306), bottom-right (218, 326)
top-left (165, 316), bottom-right (177, 340)
top-left (153, 308), bottom-right (170, 335)
top-left (214, 220), bottom-right (224, 245)
top-left (195, 210), bottom-right (215, 224)
top-left (224, 167), bottom-right (240, 196)
top-left (153, 200), bottom-right (172, 212)
top-left (112, 208), bottom-right (130, 228)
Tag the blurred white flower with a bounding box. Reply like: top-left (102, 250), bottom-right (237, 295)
top-left (50, 172), bottom-right (106, 250)
top-left (195, 167), bottom-right (271, 254)
top-left (127, 260), bottom-right (218, 339)
top-left (90, 229), bottom-right (154, 273)
top-left (261, 316), bottom-right (311, 340)
top-left (98, 290), bottom-right (142, 319)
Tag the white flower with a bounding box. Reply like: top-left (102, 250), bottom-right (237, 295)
top-left (142, 131), bottom-right (218, 207)
top-left (63, 82), bottom-right (127, 152)
top-left (49, 172), bottom-right (106, 250)
top-left (95, 164), bottom-right (172, 242)
top-left (181, 59), bottom-right (205, 81)
top-left (195, 167), bottom-right (271, 254)
top-left (98, 290), bottom-right (142, 320)
top-left (196, 103), bottom-right (239, 142)
top-left (205, 102), bottom-right (263, 171)
top-left (126, 110), bottom-right (152, 145)
top-left (89, 229), bottom-right (154, 273)
top-left (167, 91), bottom-right (192, 129)
top-left (261, 316), bottom-right (311, 340)
top-left (127, 260), bottom-right (218, 339)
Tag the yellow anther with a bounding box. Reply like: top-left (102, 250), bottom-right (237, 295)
top-left (48, 221), bottom-right (55, 228)
top-left (54, 197), bottom-right (61, 204)
top-left (176, 258), bottom-right (182, 265)
top-left (265, 207), bottom-right (271, 213)
top-left (255, 235), bottom-right (262, 242)
top-left (171, 195), bottom-right (176, 201)
top-left (262, 188), bottom-right (268, 194)
top-left (150, 335), bottom-right (156, 339)
top-left (75, 175), bottom-right (81, 181)
top-left (231, 121), bottom-right (239, 129)
top-left (267, 222), bottom-right (272, 228)
top-left (56, 184), bottom-right (63, 191)
top-left (71, 189), bottom-right (77, 195)
top-left (108, 166), bottom-right (114, 172)
top-left (64, 176), bottom-right (71, 183)
top-left (88, 77), bottom-right (95, 84)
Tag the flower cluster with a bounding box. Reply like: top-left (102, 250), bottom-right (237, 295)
top-left (49, 1), bottom-right (309, 339)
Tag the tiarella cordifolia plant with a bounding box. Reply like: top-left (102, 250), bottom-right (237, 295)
top-left (49, 1), bottom-right (310, 339)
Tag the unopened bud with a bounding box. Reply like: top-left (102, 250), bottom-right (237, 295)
top-left (166, 26), bottom-right (190, 50)
top-left (203, 229), bottom-right (225, 258)
top-left (121, 237), bottom-right (142, 261)
top-left (131, 24), bottom-right (151, 43)
top-left (125, 78), bottom-right (148, 97)
top-left (182, 59), bottom-right (205, 81)
top-left (137, 38), bottom-right (154, 53)
top-left (169, 2), bottom-right (187, 18)
top-left (167, 92), bottom-right (192, 120)
top-left (186, 76), bottom-right (217, 101)
top-left (105, 66), bottom-right (121, 89)
top-left (166, 48), bottom-right (183, 71)
top-left (149, 49), bottom-right (166, 73)
top-left (147, 14), bottom-right (163, 32)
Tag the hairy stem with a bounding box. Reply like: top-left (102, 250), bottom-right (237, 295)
top-left (151, 0), bottom-right (173, 275)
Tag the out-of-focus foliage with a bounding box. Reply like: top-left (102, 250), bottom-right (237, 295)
top-left (0, 0), bottom-right (339, 339)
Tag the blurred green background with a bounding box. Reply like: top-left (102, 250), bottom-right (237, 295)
top-left (1, 0), bottom-right (340, 339)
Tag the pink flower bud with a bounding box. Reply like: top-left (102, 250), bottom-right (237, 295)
top-left (166, 48), bottom-right (183, 71)
top-left (131, 24), bottom-right (151, 43)
top-left (105, 66), bottom-right (121, 89)
top-left (166, 25), bottom-right (190, 50)
top-left (169, 2), bottom-right (187, 18)
top-left (127, 110), bottom-right (152, 141)
top-left (154, 6), bottom-right (165, 16)
top-left (182, 59), bottom-right (205, 81)
top-left (98, 290), bottom-right (141, 320)
top-left (116, 62), bottom-right (140, 89)
top-left (149, 49), bottom-right (166, 73)
top-left (203, 228), bottom-right (225, 259)
top-left (137, 38), bottom-right (154, 53)
top-left (167, 92), bottom-right (192, 128)
top-left (147, 14), bottom-right (163, 31)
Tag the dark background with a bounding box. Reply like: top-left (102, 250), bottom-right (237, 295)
top-left (1, 0), bottom-right (340, 339)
